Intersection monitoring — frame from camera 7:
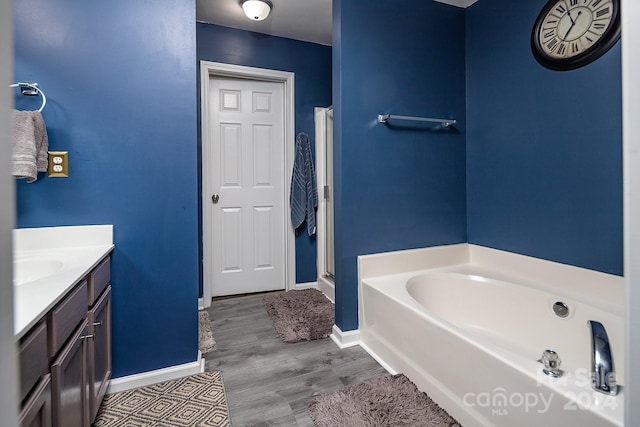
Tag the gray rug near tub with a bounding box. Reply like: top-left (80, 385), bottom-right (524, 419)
top-left (308, 373), bottom-right (462, 427)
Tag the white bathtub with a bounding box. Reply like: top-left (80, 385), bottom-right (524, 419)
top-left (358, 244), bottom-right (624, 427)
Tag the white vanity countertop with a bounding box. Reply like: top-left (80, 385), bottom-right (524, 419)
top-left (13, 225), bottom-right (114, 339)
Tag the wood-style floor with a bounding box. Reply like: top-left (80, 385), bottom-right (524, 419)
top-left (203, 292), bottom-right (389, 426)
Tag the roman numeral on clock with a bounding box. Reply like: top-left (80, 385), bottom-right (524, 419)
top-left (596, 7), bottom-right (610, 17)
top-left (556, 4), bottom-right (567, 13)
top-left (557, 43), bottom-right (567, 55)
top-left (571, 41), bottom-right (580, 53)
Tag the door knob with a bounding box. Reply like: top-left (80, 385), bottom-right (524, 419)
top-left (212, 194), bottom-right (220, 204)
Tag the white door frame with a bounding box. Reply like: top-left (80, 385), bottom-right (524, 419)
top-left (200, 61), bottom-right (295, 308)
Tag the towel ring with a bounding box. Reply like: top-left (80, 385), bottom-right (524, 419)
top-left (10, 82), bottom-right (47, 112)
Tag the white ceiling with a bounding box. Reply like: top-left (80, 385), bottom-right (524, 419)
top-left (435, 0), bottom-right (479, 8)
top-left (196, 0), bottom-right (478, 47)
top-left (196, 0), bottom-right (333, 46)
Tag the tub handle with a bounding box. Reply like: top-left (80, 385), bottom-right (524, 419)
top-left (541, 349), bottom-right (563, 377)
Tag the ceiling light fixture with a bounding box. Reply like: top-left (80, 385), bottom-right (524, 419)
top-left (241, 0), bottom-right (273, 21)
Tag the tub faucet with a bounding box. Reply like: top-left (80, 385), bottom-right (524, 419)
top-left (587, 320), bottom-right (618, 395)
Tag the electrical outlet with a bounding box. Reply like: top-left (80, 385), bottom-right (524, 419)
top-left (48, 151), bottom-right (69, 178)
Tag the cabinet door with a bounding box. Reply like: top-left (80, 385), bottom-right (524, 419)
top-left (51, 319), bottom-right (90, 427)
top-left (19, 374), bottom-right (52, 427)
top-left (88, 286), bottom-right (111, 422)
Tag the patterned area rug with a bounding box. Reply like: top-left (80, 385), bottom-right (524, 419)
top-left (94, 372), bottom-right (230, 427)
top-left (262, 288), bottom-right (334, 343)
top-left (199, 310), bottom-right (216, 354)
top-left (308, 374), bottom-right (462, 427)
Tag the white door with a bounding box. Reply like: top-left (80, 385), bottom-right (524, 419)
top-left (208, 77), bottom-right (286, 296)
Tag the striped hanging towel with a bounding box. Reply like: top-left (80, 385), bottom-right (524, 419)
top-left (290, 132), bottom-right (318, 235)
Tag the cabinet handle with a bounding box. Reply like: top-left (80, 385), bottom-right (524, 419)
top-left (93, 321), bottom-right (102, 328)
top-left (80, 334), bottom-right (95, 341)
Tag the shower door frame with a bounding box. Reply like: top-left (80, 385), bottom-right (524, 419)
top-left (315, 106), bottom-right (335, 302)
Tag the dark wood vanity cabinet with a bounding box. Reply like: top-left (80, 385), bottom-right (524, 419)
top-left (19, 255), bottom-right (112, 427)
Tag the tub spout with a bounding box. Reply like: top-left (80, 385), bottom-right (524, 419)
top-left (587, 320), bottom-right (617, 395)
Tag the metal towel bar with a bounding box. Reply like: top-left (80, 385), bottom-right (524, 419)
top-left (378, 114), bottom-right (455, 128)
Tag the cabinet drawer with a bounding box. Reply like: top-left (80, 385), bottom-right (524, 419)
top-left (19, 321), bottom-right (49, 403)
top-left (87, 257), bottom-right (110, 307)
top-left (48, 280), bottom-right (88, 358)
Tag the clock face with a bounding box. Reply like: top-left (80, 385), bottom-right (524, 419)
top-left (532, 0), bottom-right (620, 70)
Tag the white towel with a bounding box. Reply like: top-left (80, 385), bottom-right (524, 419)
top-left (12, 110), bottom-right (49, 183)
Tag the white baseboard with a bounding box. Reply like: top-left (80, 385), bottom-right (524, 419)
top-left (107, 351), bottom-right (205, 394)
top-left (359, 341), bottom-right (399, 375)
top-left (198, 297), bottom-right (206, 310)
top-left (330, 324), bottom-right (360, 349)
top-left (294, 281), bottom-right (318, 290)
top-left (317, 276), bottom-right (335, 303)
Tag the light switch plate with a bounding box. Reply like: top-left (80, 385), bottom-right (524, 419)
top-left (47, 151), bottom-right (69, 178)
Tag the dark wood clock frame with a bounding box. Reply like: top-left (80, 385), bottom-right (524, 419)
top-left (531, 0), bottom-right (621, 71)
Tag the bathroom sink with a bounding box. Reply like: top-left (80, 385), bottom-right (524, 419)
top-left (13, 255), bottom-right (65, 286)
top-left (13, 225), bottom-right (114, 338)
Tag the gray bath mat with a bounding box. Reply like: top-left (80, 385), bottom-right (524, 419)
top-left (262, 288), bottom-right (334, 343)
top-left (199, 310), bottom-right (216, 354)
top-left (308, 374), bottom-right (462, 427)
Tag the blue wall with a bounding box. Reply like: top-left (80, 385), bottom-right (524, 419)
top-left (14, 0), bottom-right (199, 377)
top-left (196, 23), bottom-right (332, 286)
top-left (333, 0), bottom-right (468, 331)
top-left (466, 0), bottom-right (623, 276)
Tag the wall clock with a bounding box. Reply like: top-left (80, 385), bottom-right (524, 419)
top-left (531, 0), bottom-right (621, 71)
